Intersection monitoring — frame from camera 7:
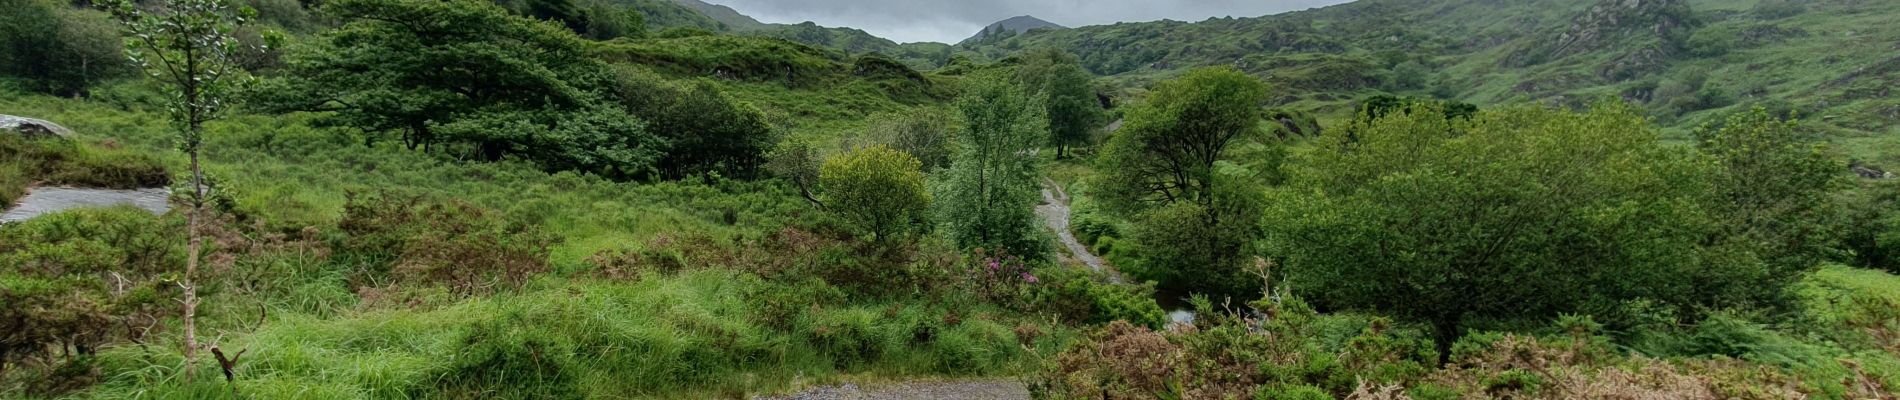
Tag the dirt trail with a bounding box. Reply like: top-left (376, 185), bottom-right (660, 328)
top-left (1035, 178), bottom-right (1121, 283)
top-left (1, 187), bottom-right (170, 224)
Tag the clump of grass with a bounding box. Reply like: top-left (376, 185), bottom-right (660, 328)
top-left (0, 135), bottom-right (168, 205)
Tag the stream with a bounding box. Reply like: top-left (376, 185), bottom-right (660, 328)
top-left (1, 187), bottom-right (171, 224)
top-left (1035, 179), bottom-right (1195, 325)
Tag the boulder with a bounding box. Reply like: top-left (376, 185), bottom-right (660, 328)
top-left (0, 115), bottom-right (75, 140)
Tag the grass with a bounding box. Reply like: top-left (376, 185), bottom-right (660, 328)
top-left (0, 84), bottom-right (1071, 398)
top-left (81, 270), bottom-right (1070, 399)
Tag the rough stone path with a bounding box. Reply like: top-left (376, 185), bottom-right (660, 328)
top-left (1035, 178), bottom-right (1120, 283)
top-left (760, 379), bottom-right (1029, 400)
top-left (1, 187), bottom-right (170, 224)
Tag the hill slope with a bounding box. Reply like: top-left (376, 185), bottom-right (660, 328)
top-left (958, 0), bottom-right (1900, 164)
top-left (668, 0), bottom-right (769, 31)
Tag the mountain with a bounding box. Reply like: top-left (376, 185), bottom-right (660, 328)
top-left (955, 0), bottom-right (1900, 165)
top-left (961, 15), bottom-right (1066, 45)
top-left (668, 0), bottom-right (769, 31)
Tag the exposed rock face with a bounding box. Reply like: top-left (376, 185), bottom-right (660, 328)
top-left (0, 115), bottom-right (74, 140)
top-left (1549, 0), bottom-right (1696, 60)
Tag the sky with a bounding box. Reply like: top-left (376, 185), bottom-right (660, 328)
top-left (703, 0), bottom-right (1354, 44)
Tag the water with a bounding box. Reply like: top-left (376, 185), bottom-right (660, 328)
top-left (1, 187), bottom-right (170, 224)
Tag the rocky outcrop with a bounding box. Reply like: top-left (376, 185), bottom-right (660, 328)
top-left (1548, 0), bottom-right (1696, 60)
top-left (0, 115), bottom-right (74, 140)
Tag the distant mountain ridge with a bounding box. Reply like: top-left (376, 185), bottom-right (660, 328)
top-left (667, 0), bottom-right (769, 31)
top-left (961, 15), bottom-right (1066, 45)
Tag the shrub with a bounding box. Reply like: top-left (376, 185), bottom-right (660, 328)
top-left (818, 145), bottom-right (929, 243)
top-left (337, 193), bottom-right (556, 295)
top-left (0, 208), bottom-right (180, 396)
top-left (1028, 265), bottom-right (1167, 328)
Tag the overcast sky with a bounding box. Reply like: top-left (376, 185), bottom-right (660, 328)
top-left (704, 0), bottom-right (1353, 44)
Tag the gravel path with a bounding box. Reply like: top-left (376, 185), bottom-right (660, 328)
top-left (1035, 179), bottom-right (1118, 282)
top-left (1, 187), bottom-right (170, 224)
top-left (1035, 179), bottom-right (1194, 325)
top-left (759, 379), bottom-right (1030, 400)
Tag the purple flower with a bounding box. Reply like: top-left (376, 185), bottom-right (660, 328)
top-left (1021, 273), bottom-right (1039, 283)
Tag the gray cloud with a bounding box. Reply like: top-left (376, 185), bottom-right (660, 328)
top-left (706, 0), bottom-right (1352, 44)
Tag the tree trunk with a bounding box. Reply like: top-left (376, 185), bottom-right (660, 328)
top-left (183, 138), bottom-right (203, 383)
top-left (1433, 318), bottom-right (1459, 367)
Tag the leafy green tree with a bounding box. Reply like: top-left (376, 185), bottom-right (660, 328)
top-left (1093, 67), bottom-right (1270, 298)
top-left (1020, 49), bottom-right (1103, 159)
top-left (270, 0), bottom-right (660, 176)
top-left (934, 79), bottom-right (1048, 256)
top-left (0, 0), bottom-right (129, 96)
top-left (819, 145), bottom-right (929, 242)
top-left (1263, 102), bottom-right (1722, 358)
top-left (1694, 107), bottom-right (1841, 306)
top-left (855, 108), bottom-right (960, 172)
top-left (103, 0), bottom-right (253, 382)
top-left (611, 68), bottom-right (774, 180)
top-left (1843, 181), bottom-right (1900, 273)
top-left (766, 137), bottom-right (824, 207)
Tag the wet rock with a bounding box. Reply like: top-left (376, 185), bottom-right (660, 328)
top-left (0, 114), bottom-right (75, 140)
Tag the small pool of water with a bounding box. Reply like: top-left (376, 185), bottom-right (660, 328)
top-left (1, 187), bottom-right (170, 224)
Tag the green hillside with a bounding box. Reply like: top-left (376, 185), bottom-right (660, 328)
top-left (959, 0), bottom-right (1900, 163)
top-left (5, 0), bottom-right (1900, 398)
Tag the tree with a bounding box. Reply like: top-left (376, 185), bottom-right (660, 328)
top-left (1694, 107), bottom-right (1841, 306)
top-left (0, 0), bottom-right (129, 96)
top-left (269, 0), bottom-right (660, 176)
top-left (612, 69), bottom-right (775, 180)
top-left (1263, 102), bottom-right (1723, 359)
top-left (820, 146), bottom-right (929, 243)
top-left (766, 137), bottom-right (823, 207)
top-left (934, 79), bottom-right (1048, 256)
top-left (1020, 49), bottom-right (1103, 159)
top-left (1092, 67), bottom-right (1271, 298)
top-left (855, 108), bottom-right (960, 172)
top-left (102, 0), bottom-right (253, 382)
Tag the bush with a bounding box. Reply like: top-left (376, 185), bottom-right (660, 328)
top-left (1029, 265), bottom-right (1167, 328)
top-left (819, 146), bottom-right (929, 243)
top-left (337, 193), bottom-right (557, 295)
top-left (0, 208), bottom-right (180, 396)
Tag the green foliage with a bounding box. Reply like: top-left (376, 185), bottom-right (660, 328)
top-left (0, 0), bottom-right (129, 96)
top-left (1027, 265), bottom-right (1167, 328)
top-left (934, 79), bottom-right (1048, 256)
top-left (0, 136), bottom-right (170, 206)
top-left (1265, 102), bottom-right (1724, 352)
top-left (1094, 67), bottom-right (1270, 298)
top-left (599, 34), bottom-right (843, 85)
top-left (1695, 107), bottom-right (1843, 301)
top-left (1018, 49), bottom-right (1104, 159)
top-left (337, 193), bottom-right (557, 295)
top-left (614, 70), bottom-right (774, 179)
top-left (850, 107), bottom-right (960, 172)
top-left (1843, 181), bottom-right (1900, 273)
top-left (272, 0), bottom-right (663, 176)
top-left (1356, 95), bottom-right (1478, 122)
top-left (819, 145), bottom-right (929, 242)
top-left (0, 208), bottom-right (181, 396)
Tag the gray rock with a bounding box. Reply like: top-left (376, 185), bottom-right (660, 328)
top-left (0, 114), bottom-right (75, 140)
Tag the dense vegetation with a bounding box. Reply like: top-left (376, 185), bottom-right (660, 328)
top-left (2, 0), bottom-right (1898, 398)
